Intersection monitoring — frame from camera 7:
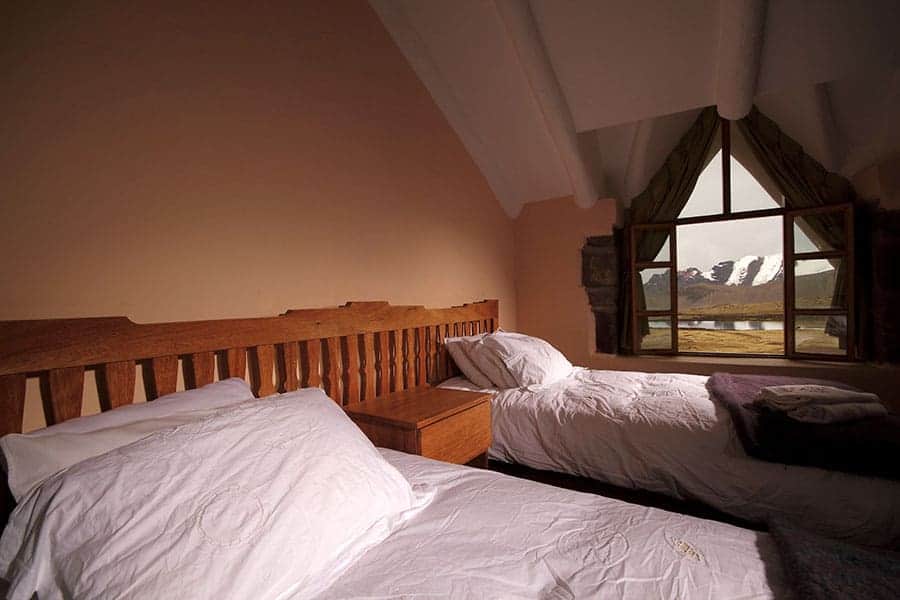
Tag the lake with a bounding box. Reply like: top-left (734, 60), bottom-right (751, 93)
top-left (650, 320), bottom-right (784, 331)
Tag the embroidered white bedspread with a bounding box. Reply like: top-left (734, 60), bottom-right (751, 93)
top-left (0, 393), bottom-right (426, 600)
top-left (316, 449), bottom-right (788, 599)
top-left (442, 368), bottom-right (900, 546)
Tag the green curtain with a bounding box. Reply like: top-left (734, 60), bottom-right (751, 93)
top-left (619, 107), bottom-right (720, 353)
top-left (736, 107), bottom-right (857, 348)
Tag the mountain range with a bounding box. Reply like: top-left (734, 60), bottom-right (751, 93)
top-left (644, 253), bottom-right (836, 315)
top-left (648, 254), bottom-right (784, 289)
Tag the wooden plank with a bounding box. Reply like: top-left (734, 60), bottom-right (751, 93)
top-left (40, 366), bottom-right (84, 425)
top-left (185, 352), bottom-right (214, 389)
top-left (249, 345), bottom-right (276, 397)
top-left (425, 326), bottom-right (435, 383)
top-left (0, 374), bottom-right (26, 436)
top-left (0, 300), bottom-right (500, 377)
top-left (436, 323), bottom-right (450, 380)
top-left (323, 337), bottom-right (341, 402)
top-left (218, 347), bottom-right (246, 380)
top-left (0, 300), bottom-right (500, 434)
top-left (404, 329), bottom-right (415, 390)
top-left (392, 330), bottom-right (404, 392)
top-left (345, 387), bottom-right (492, 429)
top-left (377, 331), bottom-right (390, 396)
top-left (362, 332), bottom-right (376, 401)
top-left (144, 355), bottom-right (178, 400)
top-left (342, 335), bottom-right (361, 405)
top-left (301, 339), bottom-right (322, 388)
top-left (419, 401), bottom-right (492, 465)
top-left (97, 360), bottom-right (136, 410)
top-left (276, 342), bottom-right (300, 393)
top-left (416, 327), bottom-right (426, 386)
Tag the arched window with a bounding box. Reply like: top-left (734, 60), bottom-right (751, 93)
top-left (630, 120), bottom-right (854, 358)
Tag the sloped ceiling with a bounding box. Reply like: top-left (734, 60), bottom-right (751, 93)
top-left (371, 0), bottom-right (900, 217)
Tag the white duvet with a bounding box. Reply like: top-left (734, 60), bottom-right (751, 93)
top-left (0, 392), bottom-right (427, 600)
top-left (0, 388), bottom-right (790, 599)
top-left (317, 450), bottom-right (788, 599)
top-left (442, 368), bottom-right (900, 547)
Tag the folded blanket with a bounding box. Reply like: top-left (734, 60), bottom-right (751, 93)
top-left (788, 401), bottom-right (888, 424)
top-left (707, 373), bottom-right (900, 481)
top-left (768, 517), bottom-right (900, 599)
top-left (757, 384), bottom-right (881, 410)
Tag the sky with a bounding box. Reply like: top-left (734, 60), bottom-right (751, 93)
top-left (654, 149), bottom-right (830, 277)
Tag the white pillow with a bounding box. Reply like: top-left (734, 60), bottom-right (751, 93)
top-left (21, 377), bottom-right (255, 437)
top-left (444, 334), bottom-right (495, 389)
top-left (482, 332), bottom-right (574, 387)
top-left (467, 337), bottom-right (519, 389)
top-left (1, 378), bottom-right (255, 501)
top-left (0, 389), bottom-right (427, 599)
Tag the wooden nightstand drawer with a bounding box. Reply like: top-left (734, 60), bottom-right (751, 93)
top-left (345, 385), bottom-right (492, 466)
top-left (419, 401), bottom-right (491, 464)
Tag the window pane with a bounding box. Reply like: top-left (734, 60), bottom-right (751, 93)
top-left (794, 315), bottom-right (847, 356)
top-left (794, 211), bottom-right (847, 254)
top-left (730, 123), bottom-right (784, 212)
top-left (676, 215), bottom-right (784, 355)
top-left (634, 228), bottom-right (670, 262)
top-left (639, 318), bottom-right (672, 351)
top-left (638, 268), bottom-right (670, 311)
top-left (678, 126), bottom-right (723, 219)
top-left (794, 258), bottom-right (844, 309)
top-left (678, 319), bottom-right (784, 354)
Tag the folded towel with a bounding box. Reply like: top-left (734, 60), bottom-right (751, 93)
top-left (756, 384), bottom-right (881, 411)
top-left (787, 401), bottom-right (889, 424)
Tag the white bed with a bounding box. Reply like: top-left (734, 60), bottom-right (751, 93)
top-left (317, 449), bottom-right (787, 599)
top-left (440, 367), bottom-right (900, 547)
top-left (1, 385), bottom-right (789, 599)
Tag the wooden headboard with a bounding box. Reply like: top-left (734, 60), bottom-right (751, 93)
top-left (0, 300), bottom-right (499, 436)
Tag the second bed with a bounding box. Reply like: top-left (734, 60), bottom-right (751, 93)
top-left (441, 366), bottom-right (900, 547)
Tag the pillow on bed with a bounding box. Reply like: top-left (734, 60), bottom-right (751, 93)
top-left (20, 377), bottom-right (255, 436)
top-left (0, 389), bottom-right (427, 599)
top-left (1, 378), bottom-right (255, 501)
top-left (482, 332), bottom-right (573, 387)
top-left (467, 337), bottom-right (519, 389)
top-left (444, 334), bottom-right (495, 389)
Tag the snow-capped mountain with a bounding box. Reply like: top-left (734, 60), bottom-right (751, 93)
top-left (714, 254), bottom-right (784, 287)
top-left (646, 254), bottom-right (785, 289)
top-left (646, 252), bottom-right (835, 292)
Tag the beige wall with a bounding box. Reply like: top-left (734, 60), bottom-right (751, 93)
top-left (513, 195), bottom-right (900, 404)
top-left (514, 195), bottom-right (618, 365)
top-left (0, 1), bottom-right (516, 430)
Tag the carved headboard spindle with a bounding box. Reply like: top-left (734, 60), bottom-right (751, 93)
top-left (0, 300), bottom-right (499, 434)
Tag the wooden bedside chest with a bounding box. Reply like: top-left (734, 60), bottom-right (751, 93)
top-left (345, 386), bottom-right (492, 467)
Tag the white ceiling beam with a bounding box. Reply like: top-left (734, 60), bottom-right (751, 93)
top-left (716, 0), bottom-right (768, 120)
top-left (493, 0), bottom-right (603, 208)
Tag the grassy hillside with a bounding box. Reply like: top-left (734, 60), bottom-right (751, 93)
top-left (643, 269), bottom-right (836, 319)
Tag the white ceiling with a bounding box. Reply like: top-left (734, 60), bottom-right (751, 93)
top-left (371, 0), bottom-right (900, 217)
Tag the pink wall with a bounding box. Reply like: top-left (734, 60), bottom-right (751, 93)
top-left (0, 1), bottom-right (516, 430)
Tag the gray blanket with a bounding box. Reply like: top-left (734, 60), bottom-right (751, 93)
top-left (707, 372), bottom-right (900, 480)
top-left (768, 518), bottom-right (900, 598)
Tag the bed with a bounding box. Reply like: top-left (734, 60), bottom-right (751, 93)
top-left (0, 300), bottom-right (792, 598)
top-left (440, 366), bottom-right (900, 547)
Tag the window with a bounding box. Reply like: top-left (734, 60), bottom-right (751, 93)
top-left (630, 120), bottom-right (854, 359)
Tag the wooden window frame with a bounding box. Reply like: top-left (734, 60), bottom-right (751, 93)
top-left (629, 118), bottom-right (855, 360)
top-left (784, 203), bottom-right (855, 361)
